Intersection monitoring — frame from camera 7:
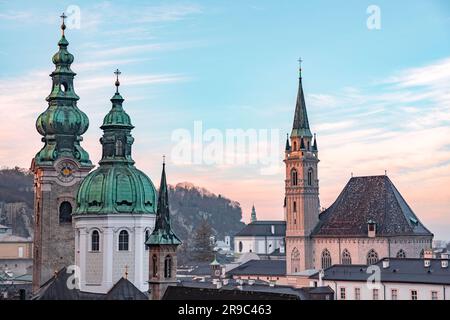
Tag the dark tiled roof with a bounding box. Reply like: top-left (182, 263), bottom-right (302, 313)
top-left (34, 268), bottom-right (147, 300)
top-left (234, 221), bottom-right (286, 237)
top-left (310, 258), bottom-right (450, 285)
top-left (227, 259), bottom-right (286, 276)
top-left (104, 277), bottom-right (148, 300)
top-left (163, 285), bottom-right (301, 300)
top-left (312, 176), bottom-right (432, 237)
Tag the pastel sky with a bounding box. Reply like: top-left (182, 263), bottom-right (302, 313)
top-left (0, 1), bottom-right (449, 240)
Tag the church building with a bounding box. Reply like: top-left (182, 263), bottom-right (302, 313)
top-left (284, 64), bottom-right (434, 274)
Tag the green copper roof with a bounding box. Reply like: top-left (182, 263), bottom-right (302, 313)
top-left (291, 77), bottom-right (312, 138)
top-left (146, 162), bottom-right (182, 246)
top-left (34, 18), bottom-right (91, 167)
top-left (75, 72), bottom-right (157, 215)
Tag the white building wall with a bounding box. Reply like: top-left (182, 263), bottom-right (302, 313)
top-left (234, 235), bottom-right (284, 255)
top-left (74, 214), bottom-right (155, 294)
top-left (322, 280), bottom-right (450, 300)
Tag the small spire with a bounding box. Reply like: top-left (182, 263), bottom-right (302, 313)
top-left (385, 170), bottom-right (387, 176)
top-left (60, 12), bottom-right (67, 36)
top-left (163, 154), bottom-right (166, 166)
top-left (351, 172), bottom-right (354, 178)
top-left (285, 133), bottom-right (290, 151)
top-left (114, 68), bottom-right (121, 93)
top-left (251, 204), bottom-right (257, 223)
top-left (312, 133), bottom-right (318, 151)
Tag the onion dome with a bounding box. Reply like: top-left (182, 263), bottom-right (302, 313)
top-left (75, 70), bottom-right (157, 215)
top-left (34, 13), bottom-right (91, 167)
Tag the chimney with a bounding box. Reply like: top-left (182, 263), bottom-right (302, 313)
top-left (382, 259), bottom-right (390, 269)
top-left (318, 270), bottom-right (324, 287)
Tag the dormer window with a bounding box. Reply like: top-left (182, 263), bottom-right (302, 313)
top-left (367, 220), bottom-right (376, 238)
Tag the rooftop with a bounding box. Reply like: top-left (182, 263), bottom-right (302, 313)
top-left (227, 259), bottom-right (286, 276)
top-left (310, 258), bottom-right (450, 285)
top-left (313, 175), bottom-right (432, 237)
top-left (234, 220), bottom-right (286, 237)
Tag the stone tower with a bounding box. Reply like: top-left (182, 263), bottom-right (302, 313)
top-left (147, 161), bottom-right (182, 300)
top-left (285, 64), bottom-right (320, 274)
top-left (73, 71), bottom-right (157, 293)
top-left (31, 14), bottom-right (93, 292)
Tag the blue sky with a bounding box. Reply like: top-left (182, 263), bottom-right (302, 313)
top-left (0, 1), bottom-right (450, 240)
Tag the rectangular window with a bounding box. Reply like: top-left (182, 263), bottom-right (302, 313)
top-left (354, 288), bottom-right (361, 300)
top-left (391, 289), bottom-right (398, 300)
top-left (373, 288), bottom-right (379, 300)
top-left (18, 247), bottom-right (24, 258)
top-left (411, 290), bottom-right (418, 300)
top-left (340, 287), bottom-right (346, 300)
top-left (431, 291), bottom-right (438, 300)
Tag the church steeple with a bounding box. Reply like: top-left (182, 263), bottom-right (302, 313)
top-left (251, 204), bottom-right (257, 223)
top-left (34, 13), bottom-right (91, 167)
top-left (147, 160), bottom-right (182, 245)
top-left (291, 59), bottom-right (312, 138)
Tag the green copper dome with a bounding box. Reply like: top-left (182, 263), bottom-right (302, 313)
top-left (75, 71), bottom-right (157, 215)
top-left (34, 18), bottom-right (91, 167)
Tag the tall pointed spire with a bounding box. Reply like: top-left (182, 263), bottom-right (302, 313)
top-left (147, 160), bottom-right (182, 245)
top-left (285, 133), bottom-right (291, 151)
top-left (291, 58), bottom-right (312, 138)
top-left (251, 204), bottom-right (257, 223)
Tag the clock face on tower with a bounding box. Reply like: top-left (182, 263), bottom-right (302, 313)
top-left (56, 160), bottom-right (76, 183)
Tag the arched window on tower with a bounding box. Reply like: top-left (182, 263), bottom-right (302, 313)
top-left (291, 248), bottom-right (300, 273)
top-left (293, 141), bottom-right (297, 151)
top-left (367, 249), bottom-right (379, 265)
top-left (293, 201), bottom-right (297, 212)
top-left (152, 254), bottom-right (158, 277)
top-left (321, 249), bottom-right (332, 269)
top-left (91, 230), bottom-right (100, 252)
top-left (59, 201), bottom-right (72, 223)
top-left (118, 230), bottom-right (129, 251)
top-left (396, 249), bottom-right (406, 259)
top-left (342, 249), bottom-right (352, 265)
top-left (115, 139), bottom-right (124, 156)
top-left (164, 255), bottom-right (172, 278)
top-left (291, 169), bottom-right (298, 186)
top-left (308, 168), bottom-right (313, 186)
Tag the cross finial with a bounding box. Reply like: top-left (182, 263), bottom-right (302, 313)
top-left (124, 265), bottom-right (128, 279)
top-left (385, 170), bottom-right (387, 176)
top-left (114, 69), bottom-right (121, 93)
top-left (298, 57), bottom-right (303, 78)
top-left (163, 155), bottom-right (166, 166)
top-left (60, 12), bottom-right (67, 35)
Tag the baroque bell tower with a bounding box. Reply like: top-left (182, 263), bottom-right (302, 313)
top-left (285, 61), bottom-right (320, 274)
top-left (31, 14), bottom-right (93, 292)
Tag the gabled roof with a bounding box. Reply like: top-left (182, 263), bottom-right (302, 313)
top-left (311, 258), bottom-right (450, 285)
top-left (104, 277), bottom-right (148, 300)
top-left (234, 220), bottom-right (286, 237)
top-left (312, 175), bottom-right (432, 237)
top-left (227, 259), bottom-right (286, 276)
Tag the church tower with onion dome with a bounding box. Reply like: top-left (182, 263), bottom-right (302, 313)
top-left (73, 70), bottom-right (157, 294)
top-left (31, 14), bottom-right (94, 293)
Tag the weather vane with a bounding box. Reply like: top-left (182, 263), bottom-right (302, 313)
top-left (298, 57), bottom-right (303, 78)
